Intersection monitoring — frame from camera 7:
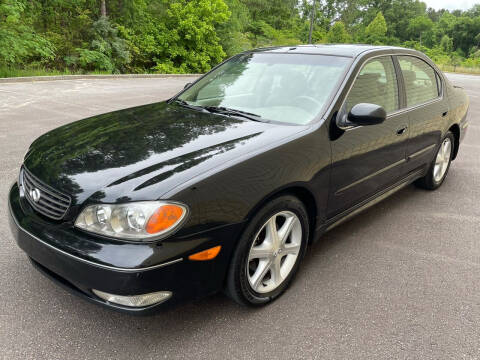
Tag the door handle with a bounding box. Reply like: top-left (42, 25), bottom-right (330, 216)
top-left (442, 111), bottom-right (448, 117)
top-left (396, 126), bottom-right (408, 135)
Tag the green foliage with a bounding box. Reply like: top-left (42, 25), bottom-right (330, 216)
top-left (0, 0), bottom-right (55, 66)
top-left (2, 0), bottom-right (480, 76)
top-left (311, 28), bottom-right (327, 43)
top-left (326, 22), bottom-right (351, 43)
top-left (365, 12), bottom-right (388, 44)
top-left (216, 0), bottom-right (252, 56)
top-left (408, 16), bottom-right (434, 42)
top-left (152, 0), bottom-right (230, 73)
top-left (241, 0), bottom-right (299, 29)
top-left (66, 17), bottom-right (130, 72)
top-left (381, 0), bottom-right (426, 41)
top-left (440, 35), bottom-right (453, 53)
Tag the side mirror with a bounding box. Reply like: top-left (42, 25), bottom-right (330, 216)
top-left (347, 103), bottom-right (386, 126)
top-left (184, 82), bottom-right (192, 89)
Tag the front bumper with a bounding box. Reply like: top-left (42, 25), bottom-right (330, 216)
top-left (8, 183), bottom-right (243, 314)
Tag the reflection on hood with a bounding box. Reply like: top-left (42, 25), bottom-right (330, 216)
top-left (24, 102), bottom-right (303, 204)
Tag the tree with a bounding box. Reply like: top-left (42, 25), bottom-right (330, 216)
top-left (240, 0), bottom-right (299, 30)
top-left (408, 16), bottom-right (434, 45)
top-left (365, 12), bottom-right (387, 44)
top-left (0, 0), bottom-right (55, 66)
top-left (69, 17), bottom-right (130, 72)
top-left (451, 16), bottom-right (480, 55)
top-left (100, 0), bottom-right (107, 17)
top-left (152, 0), bottom-right (230, 73)
top-left (216, 0), bottom-right (252, 56)
top-left (3, 0), bottom-right (480, 75)
top-left (440, 35), bottom-right (453, 53)
top-left (383, 0), bottom-right (426, 41)
top-left (326, 21), bottom-right (351, 43)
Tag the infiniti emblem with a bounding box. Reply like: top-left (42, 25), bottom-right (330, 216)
top-left (29, 188), bottom-right (41, 202)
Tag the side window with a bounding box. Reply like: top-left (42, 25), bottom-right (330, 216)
top-left (398, 56), bottom-right (439, 107)
top-left (345, 56), bottom-right (399, 114)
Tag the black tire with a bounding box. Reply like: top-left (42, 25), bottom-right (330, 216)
top-left (415, 131), bottom-right (455, 190)
top-left (225, 195), bottom-right (309, 306)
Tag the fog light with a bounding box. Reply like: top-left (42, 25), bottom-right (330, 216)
top-left (92, 289), bottom-right (172, 307)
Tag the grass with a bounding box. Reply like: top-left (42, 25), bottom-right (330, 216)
top-left (0, 67), bottom-right (112, 78)
top-left (437, 64), bottom-right (480, 75)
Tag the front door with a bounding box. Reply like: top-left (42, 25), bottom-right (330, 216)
top-left (327, 55), bottom-right (409, 219)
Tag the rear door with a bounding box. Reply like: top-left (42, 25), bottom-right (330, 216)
top-left (395, 55), bottom-right (448, 174)
top-left (327, 55), bottom-right (409, 218)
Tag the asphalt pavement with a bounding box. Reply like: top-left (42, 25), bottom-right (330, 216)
top-left (0, 73), bottom-right (479, 359)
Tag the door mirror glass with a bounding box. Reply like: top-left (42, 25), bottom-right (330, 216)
top-left (347, 103), bottom-right (386, 126)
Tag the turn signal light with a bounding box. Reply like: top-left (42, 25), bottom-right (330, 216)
top-left (188, 246), bottom-right (222, 261)
top-left (146, 204), bottom-right (185, 234)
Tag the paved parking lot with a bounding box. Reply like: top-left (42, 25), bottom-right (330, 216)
top-left (0, 73), bottom-right (479, 359)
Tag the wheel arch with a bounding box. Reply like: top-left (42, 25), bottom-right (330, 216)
top-left (449, 123), bottom-right (460, 160)
top-left (245, 184), bottom-right (318, 244)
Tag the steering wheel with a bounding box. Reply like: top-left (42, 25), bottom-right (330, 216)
top-left (293, 95), bottom-right (322, 112)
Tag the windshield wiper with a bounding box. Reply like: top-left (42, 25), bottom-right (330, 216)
top-left (203, 106), bottom-right (264, 122)
top-left (171, 100), bottom-right (265, 122)
top-left (171, 98), bottom-right (206, 111)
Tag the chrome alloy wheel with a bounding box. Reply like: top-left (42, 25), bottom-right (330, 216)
top-left (246, 211), bottom-right (302, 294)
top-left (433, 137), bottom-right (452, 183)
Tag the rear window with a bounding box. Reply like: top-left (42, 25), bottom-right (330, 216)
top-left (398, 56), bottom-right (439, 107)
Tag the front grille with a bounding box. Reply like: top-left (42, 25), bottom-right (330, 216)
top-left (21, 167), bottom-right (71, 220)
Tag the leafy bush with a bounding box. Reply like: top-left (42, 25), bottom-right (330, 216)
top-left (0, 0), bottom-right (55, 66)
top-left (66, 17), bottom-right (130, 73)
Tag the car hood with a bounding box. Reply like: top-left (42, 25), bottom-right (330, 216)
top-left (24, 102), bottom-right (306, 205)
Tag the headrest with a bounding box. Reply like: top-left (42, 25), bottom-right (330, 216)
top-left (356, 73), bottom-right (381, 84)
top-left (402, 70), bottom-right (416, 84)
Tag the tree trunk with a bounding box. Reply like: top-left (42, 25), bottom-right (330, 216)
top-left (100, 0), bottom-right (107, 17)
top-left (308, 0), bottom-right (316, 44)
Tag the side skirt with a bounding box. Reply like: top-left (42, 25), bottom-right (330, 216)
top-left (313, 168), bottom-right (425, 240)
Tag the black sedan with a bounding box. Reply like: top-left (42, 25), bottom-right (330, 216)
top-left (8, 45), bottom-right (469, 313)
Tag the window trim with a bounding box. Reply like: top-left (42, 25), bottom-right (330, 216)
top-left (435, 71), bottom-right (443, 97)
top-left (396, 55), bottom-right (443, 109)
top-left (392, 55), bottom-right (407, 109)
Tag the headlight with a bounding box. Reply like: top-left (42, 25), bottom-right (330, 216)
top-left (74, 201), bottom-right (188, 241)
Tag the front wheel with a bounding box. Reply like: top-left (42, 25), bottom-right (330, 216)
top-left (415, 131), bottom-right (454, 190)
top-left (225, 195), bottom-right (309, 306)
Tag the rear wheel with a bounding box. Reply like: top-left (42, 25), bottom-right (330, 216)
top-left (415, 131), bottom-right (454, 190)
top-left (225, 195), bottom-right (309, 306)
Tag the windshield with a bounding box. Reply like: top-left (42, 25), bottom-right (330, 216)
top-left (177, 53), bottom-right (351, 125)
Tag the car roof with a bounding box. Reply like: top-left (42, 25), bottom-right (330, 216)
top-left (251, 44), bottom-right (409, 58)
